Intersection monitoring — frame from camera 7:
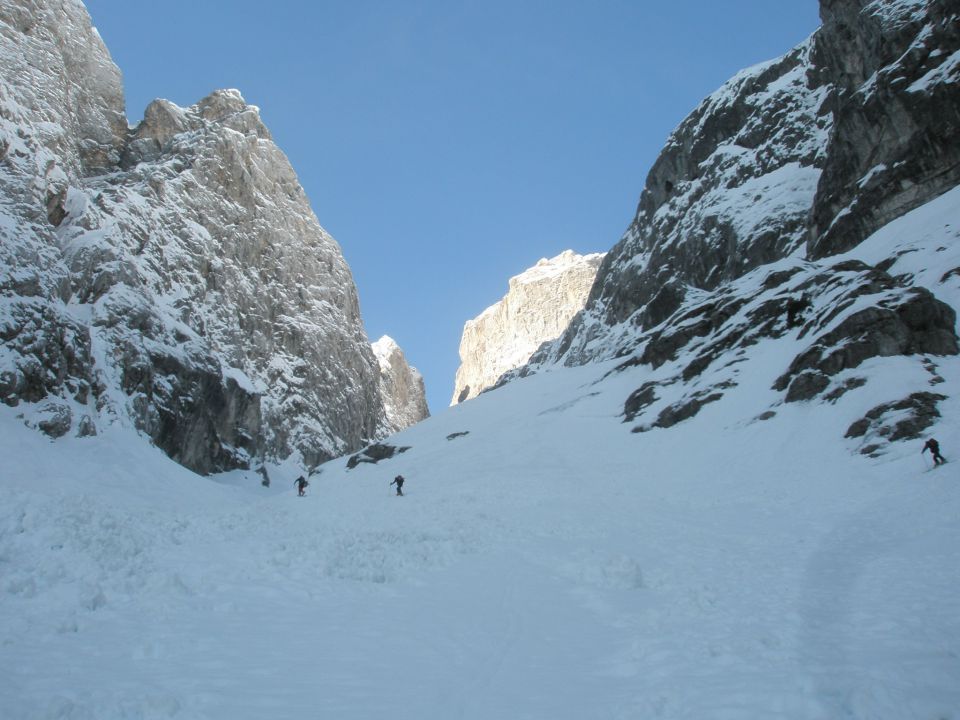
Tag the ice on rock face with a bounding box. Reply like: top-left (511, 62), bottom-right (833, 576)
top-left (0, 0), bottom-right (390, 472)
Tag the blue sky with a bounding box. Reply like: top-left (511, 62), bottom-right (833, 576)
top-left (83, 1), bottom-right (821, 413)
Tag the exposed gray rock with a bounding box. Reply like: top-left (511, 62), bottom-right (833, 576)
top-left (0, 0), bottom-right (126, 176)
top-left (372, 336), bottom-right (429, 433)
top-left (809, 0), bottom-right (960, 258)
top-left (822, 377), bottom-right (868, 403)
top-left (632, 388), bottom-right (725, 433)
top-left (612, 253), bottom-right (957, 436)
top-left (784, 371), bottom-right (831, 403)
top-left (345, 442), bottom-right (411, 470)
top-left (34, 400), bottom-right (71, 438)
top-left (509, 0), bottom-right (959, 457)
top-left (550, 37), bottom-right (831, 365)
top-left (845, 391), bottom-right (947, 452)
top-left (0, 301), bottom-right (95, 406)
top-left (76, 413), bottom-right (97, 437)
top-left (773, 286), bottom-right (958, 395)
top-left (623, 382), bottom-right (659, 422)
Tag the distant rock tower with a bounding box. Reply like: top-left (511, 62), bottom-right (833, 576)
top-left (451, 250), bottom-right (604, 404)
top-left (373, 336), bottom-right (430, 432)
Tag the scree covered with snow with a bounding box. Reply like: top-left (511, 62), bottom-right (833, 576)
top-left (2, 188), bottom-right (959, 719)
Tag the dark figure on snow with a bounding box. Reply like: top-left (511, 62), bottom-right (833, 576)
top-left (295, 476), bottom-right (309, 496)
top-left (922, 438), bottom-right (946, 466)
top-left (786, 294), bottom-right (812, 328)
top-left (391, 474), bottom-right (405, 496)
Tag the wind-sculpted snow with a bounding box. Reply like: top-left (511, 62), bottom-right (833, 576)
top-left (1, 0), bottom-right (393, 472)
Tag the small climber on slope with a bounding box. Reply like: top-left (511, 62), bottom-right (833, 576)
top-left (922, 438), bottom-right (946, 467)
top-left (295, 476), bottom-right (309, 496)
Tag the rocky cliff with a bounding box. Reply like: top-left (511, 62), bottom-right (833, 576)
top-left (518, 0), bottom-right (959, 454)
top-left (372, 336), bottom-right (429, 433)
top-left (0, 0), bottom-right (396, 472)
top-left (452, 250), bottom-right (604, 404)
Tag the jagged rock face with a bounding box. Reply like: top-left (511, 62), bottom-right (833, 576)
top-left (0, 0), bottom-right (126, 177)
top-left (809, 0), bottom-right (960, 258)
top-left (371, 336), bottom-right (429, 433)
top-left (615, 251), bottom-right (957, 435)
top-left (451, 250), bottom-right (604, 404)
top-left (565, 37), bottom-right (832, 354)
top-left (541, 0), bottom-right (959, 369)
top-left (0, 0), bottom-right (388, 473)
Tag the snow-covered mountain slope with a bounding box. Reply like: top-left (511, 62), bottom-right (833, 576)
top-left (452, 250), bottom-right (604, 405)
top-left (372, 335), bottom-right (430, 432)
top-left (2, 205), bottom-right (958, 716)
top-left (0, 0), bottom-right (397, 472)
top-left (521, 0), bottom-right (959, 464)
top-left (550, 0), bottom-right (958, 366)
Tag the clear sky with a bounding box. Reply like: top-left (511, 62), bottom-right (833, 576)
top-left (83, 0), bottom-right (821, 414)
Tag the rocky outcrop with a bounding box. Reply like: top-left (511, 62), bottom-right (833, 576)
top-left (345, 442), bottom-right (411, 470)
top-left (549, 38), bottom-right (832, 365)
top-left (452, 250), bottom-right (604, 404)
top-left (613, 248), bottom-right (958, 436)
top-left (845, 391), bottom-right (947, 456)
top-left (0, 0), bottom-right (389, 472)
top-left (0, 0), bottom-right (126, 177)
top-left (372, 336), bottom-right (429, 433)
top-left (773, 281), bottom-right (958, 399)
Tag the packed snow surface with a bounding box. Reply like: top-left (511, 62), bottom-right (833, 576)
top-left (2, 193), bottom-right (959, 718)
top-left (2, 359), bottom-right (959, 718)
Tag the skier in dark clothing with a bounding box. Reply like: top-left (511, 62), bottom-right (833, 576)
top-left (390, 475), bottom-right (405, 496)
top-left (922, 438), bottom-right (946, 466)
top-left (295, 476), bottom-right (309, 496)
top-left (786, 294), bottom-right (812, 328)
